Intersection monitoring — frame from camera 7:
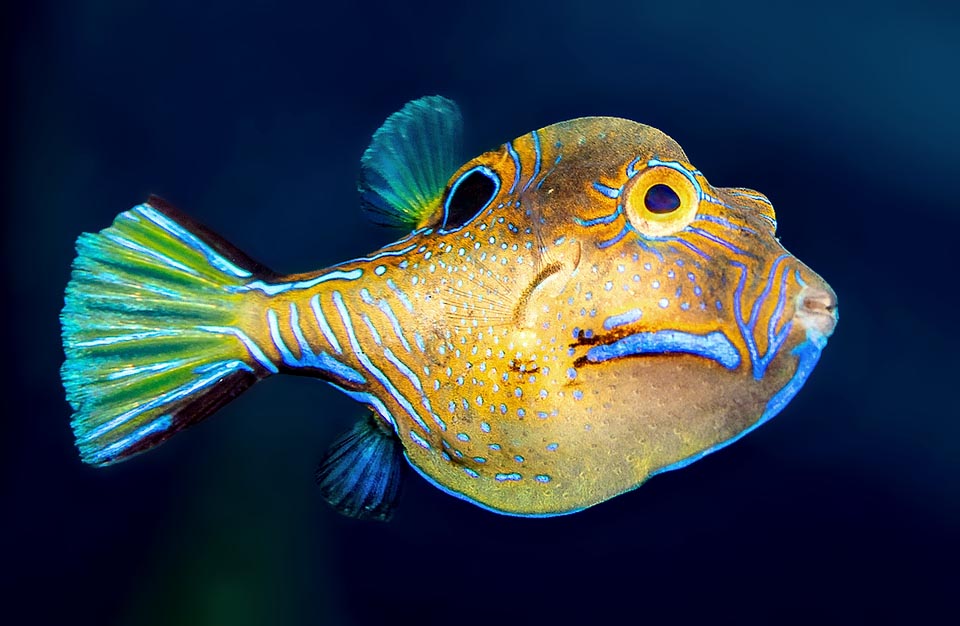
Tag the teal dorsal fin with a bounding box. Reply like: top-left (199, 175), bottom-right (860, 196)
top-left (315, 413), bottom-right (406, 521)
top-left (358, 95), bottom-right (464, 229)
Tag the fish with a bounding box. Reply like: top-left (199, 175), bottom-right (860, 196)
top-left (60, 96), bottom-right (838, 520)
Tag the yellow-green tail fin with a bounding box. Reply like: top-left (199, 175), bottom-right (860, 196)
top-left (61, 197), bottom-right (275, 466)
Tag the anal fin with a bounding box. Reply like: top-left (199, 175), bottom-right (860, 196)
top-left (315, 413), bottom-right (405, 522)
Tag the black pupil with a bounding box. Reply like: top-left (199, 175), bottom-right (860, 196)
top-left (444, 170), bottom-right (497, 229)
top-left (644, 184), bottom-right (681, 213)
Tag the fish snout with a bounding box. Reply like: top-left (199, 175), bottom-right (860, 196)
top-left (795, 285), bottom-right (838, 339)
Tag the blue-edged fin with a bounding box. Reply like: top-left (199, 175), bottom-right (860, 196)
top-left (61, 196), bottom-right (275, 466)
top-left (315, 413), bottom-right (405, 522)
top-left (358, 95), bottom-right (464, 229)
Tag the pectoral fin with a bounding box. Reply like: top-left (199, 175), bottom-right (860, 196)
top-left (315, 413), bottom-right (406, 522)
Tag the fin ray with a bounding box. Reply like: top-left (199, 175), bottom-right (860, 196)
top-left (61, 198), bottom-right (273, 466)
top-left (358, 95), bottom-right (464, 229)
top-left (315, 414), bottom-right (405, 521)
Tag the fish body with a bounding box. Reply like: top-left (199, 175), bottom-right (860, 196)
top-left (61, 97), bottom-right (837, 518)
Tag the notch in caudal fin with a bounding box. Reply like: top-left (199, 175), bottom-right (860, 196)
top-left (315, 413), bottom-right (406, 522)
top-left (61, 196), bottom-right (276, 466)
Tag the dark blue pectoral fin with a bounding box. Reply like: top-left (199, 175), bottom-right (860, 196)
top-left (315, 414), bottom-right (406, 522)
top-left (358, 96), bottom-right (464, 229)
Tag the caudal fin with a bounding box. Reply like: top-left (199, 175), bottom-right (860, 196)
top-left (61, 196), bottom-right (275, 466)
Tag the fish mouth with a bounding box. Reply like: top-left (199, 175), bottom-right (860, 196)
top-left (795, 285), bottom-right (838, 340)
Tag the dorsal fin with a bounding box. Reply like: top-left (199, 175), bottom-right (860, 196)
top-left (358, 96), bottom-right (464, 229)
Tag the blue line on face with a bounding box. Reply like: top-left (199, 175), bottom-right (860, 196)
top-left (586, 329), bottom-right (741, 370)
top-left (663, 237), bottom-right (712, 260)
top-left (602, 308), bottom-right (643, 330)
top-left (591, 181), bottom-right (621, 199)
top-left (536, 154), bottom-right (562, 190)
top-left (685, 226), bottom-right (753, 258)
top-left (574, 205), bottom-right (622, 227)
top-left (694, 214), bottom-right (759, 235)
top-left (731, 255), bottom-right (793, 380)
top-left (597, 226), bottom-right (630, 249)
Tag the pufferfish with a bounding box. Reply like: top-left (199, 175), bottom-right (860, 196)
top-left (61, 96), bottom-right (838, 520)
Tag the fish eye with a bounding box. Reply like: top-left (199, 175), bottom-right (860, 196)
top-left (644, 184), bottom-right (681, 213)
top-left (623, 162), bottom-right (701, 237)
top-left (442, 166), bottom-right (500, 232)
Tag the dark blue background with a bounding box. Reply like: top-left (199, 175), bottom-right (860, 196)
top-left (6, 1), bottom-right (958, 624)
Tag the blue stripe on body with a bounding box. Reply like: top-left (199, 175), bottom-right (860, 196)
top-left (353, 243), bottom-right (417, 262)
top-left (520, 131), bottom-right (542, 193)
top-left (197, 326), bottom-right (278, 373)
top-left (361, 313), bottom-right (383, 346)
top-left (376, 297), bottom-right (411, 352)
top-left (506, 142), bottom-right (521, 194)
top-left (309, 294), bottom-right (343, 354)
top-left (243, 268), bottom-right (363, 295)
top-left (386, 278), bottom-right (414, 312)
top-left (326, 382), bottom-right (396, 430)
top-left (383, 347), bottom-right (447, 431)
top-left (283, 303), bottom-right (366, 384)
top-left (267, 308), bottom-right (297, 363)
top-left (409, 429), bottom-right (431, 450)
top-left (332, 291), bottom-right (432, 434)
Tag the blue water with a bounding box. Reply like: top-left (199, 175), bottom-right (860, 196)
top-left (5, 1), bottom-right (958, 624)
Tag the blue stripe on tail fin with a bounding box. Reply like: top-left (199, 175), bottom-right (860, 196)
top-left (61, 197), bottom-right (275, 466)
top-left (315, 413), bottom-right (406, 521)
